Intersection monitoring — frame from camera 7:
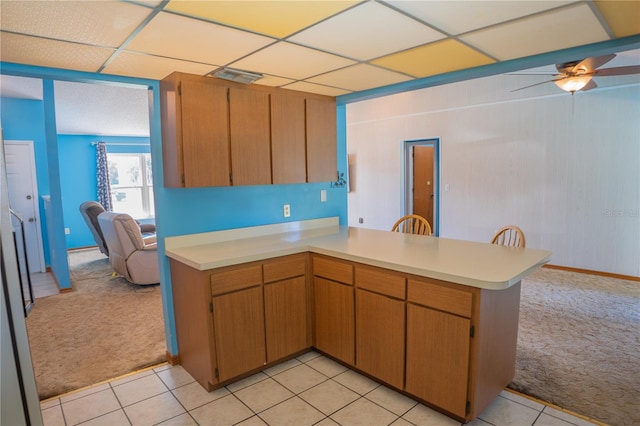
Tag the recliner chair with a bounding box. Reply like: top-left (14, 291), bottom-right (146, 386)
top-left (97, 211), bottom-right (159, 285)
top-left (79, 201), bottom-right (110, 255)
top-left (80, 201), bottom-right (156, 256)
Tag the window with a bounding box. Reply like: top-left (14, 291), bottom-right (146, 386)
top-left (107, 153), bottom-right (154, 218)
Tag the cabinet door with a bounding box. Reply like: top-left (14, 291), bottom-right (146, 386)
top-left (306, 98), bottom-right (337, 182)
top-left (212, 286), bottom-right (266, 382)
top-left (314, 277), bottom-right (354, 364)
top-left (181, 79), bottom-right (231, 187)
top-left (356, 289), bottom-right (405, 389)
top-left (264, 276), bottom-right (309, 362)
top-left (405, 303), bottom-right (470, 418)
top-left (229, 88), bottom-right (271, 186)
top-left (271, 92), bottom-right (306, 184)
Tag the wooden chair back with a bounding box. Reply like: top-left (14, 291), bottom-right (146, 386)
top-left (391, 214), bottom-right (432, 236)
top-left (491, 225), bottom-right (526, 248)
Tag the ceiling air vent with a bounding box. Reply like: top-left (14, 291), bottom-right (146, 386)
top-left (208, 67), bottom-right (263, 84)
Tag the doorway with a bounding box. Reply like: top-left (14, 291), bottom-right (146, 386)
top-left (403, 139), bottom-right (440, 236)
top-left (5, 141), bottom-right (46, 274)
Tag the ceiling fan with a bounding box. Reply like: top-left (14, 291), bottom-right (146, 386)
top-left (513, 53), bottom-right (640, 94)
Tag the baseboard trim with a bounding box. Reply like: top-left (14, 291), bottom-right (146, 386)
top-left (543, 264), bottom-right (640, 282)
top-left (166, 351), bottom-right (180, 365)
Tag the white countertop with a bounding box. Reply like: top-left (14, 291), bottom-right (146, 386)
top-left (165, 218), bottom-right (551, 290)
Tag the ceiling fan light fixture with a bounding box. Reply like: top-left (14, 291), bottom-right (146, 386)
top-left (554, 75), bottom-right (592, 92)
top-left (208, 67), bottom-right (263, 84)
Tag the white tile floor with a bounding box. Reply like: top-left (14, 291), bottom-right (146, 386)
top-left (40, 351), bottom-right (601, 426)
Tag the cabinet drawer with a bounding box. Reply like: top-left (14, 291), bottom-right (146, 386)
top-left (407, 278), bottom-right (473, 318)
top-left (263, 254), bottom-right (306, 283)
top-left (313, 256), bottom-right (353, 285)
top-left (355, 265), bottom-right (406, 300)
top-left (210, 264), bottom-right (262, 296)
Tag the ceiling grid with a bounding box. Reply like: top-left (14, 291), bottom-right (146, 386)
top-left (0, 0), bottom-right (638, 96)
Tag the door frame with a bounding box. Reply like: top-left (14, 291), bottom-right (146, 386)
top-left (5, 140), bottom-right (46, 273)
top-left (401, 138), bottom-right (440, 236)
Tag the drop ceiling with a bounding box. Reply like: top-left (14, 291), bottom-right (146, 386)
top-left (1, 0), bottom-right (639, 97)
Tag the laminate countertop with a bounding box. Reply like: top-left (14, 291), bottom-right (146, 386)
top-left (165, 218), bottom-right (551, 290)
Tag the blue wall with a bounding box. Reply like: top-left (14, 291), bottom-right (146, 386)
top-left (0, 96), bottom-right (51, 265)
top-left (57, 135), bottom-right (150, 249)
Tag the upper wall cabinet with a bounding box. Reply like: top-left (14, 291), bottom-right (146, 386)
top-left (160, 72), bottom-right (337, 188)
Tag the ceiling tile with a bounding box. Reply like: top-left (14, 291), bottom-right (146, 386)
top-left (460, 3), bottom-right (611, 60)
top-left (308, 64), bottom-right (411, 92)
top-left (126, 11), bottom-right (275, 66)
top-left (371, 39), bottom-right (494, 78)
top-left (288, 1), bottom-right (444, 61)
top-left (0, 75), bottom-right (43, 100)
top-left (253, 75), bottom-right (296, 88)
top-left (0, 1), bottom-right (152, 48)
top-left (102, 51), bottom-right (216, 80)
top-left (282, 81), bottom-right (350, 97)
top-left (387, 0), bottom-right (576, 35)
top-left (595, 0), bottom-right (640, 38)
top-left (231, 42), bottom-right (357, 80)
top-left (164, 0), bottom-right (359, 38)
top-left (0, 33), bottom-right (115, 73)
top-left (53, 80), bottom-right (150, 136)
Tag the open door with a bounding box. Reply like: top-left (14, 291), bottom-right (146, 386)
top-left (413, 145), bottom-right (434, 228)
top-left (404, 139), bottom-right (439, 235)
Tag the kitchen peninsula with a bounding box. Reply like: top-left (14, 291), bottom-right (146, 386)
top-left (165, 217), bottom-right (551, 422)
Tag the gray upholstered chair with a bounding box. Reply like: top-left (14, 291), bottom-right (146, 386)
top-left (97, 211), bottom-right (159, 285)
top-left (79, 201), bottom-right (110, 255)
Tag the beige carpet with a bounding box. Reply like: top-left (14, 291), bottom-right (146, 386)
top-left (511, 268), bottom-right (640, 426)
top-left (26, 248), bottom-right (166, 400)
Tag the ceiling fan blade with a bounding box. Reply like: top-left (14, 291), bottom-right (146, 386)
top-left (594, 65), bottom-right (640, 76)
top-left (510, 79), bottom-right (556, 92)
top-left (572, 54), bottom-right (616, 72)
top-left (580, 80), bottom-right (598, 91)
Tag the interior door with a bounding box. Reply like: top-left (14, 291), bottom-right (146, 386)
top-left (413, 145), bottom-right (434, 228)
top-left (5, 142), bottom-right (45, 273)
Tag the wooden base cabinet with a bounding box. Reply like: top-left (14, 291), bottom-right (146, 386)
top-left (172, 252), bottom-right (521, 422)
top-left (312, 256), bottom-right (354, 365)
top-left (354, 265), bottom-right (406, 390)
top-left (212, 286), bottom-right (265, 382)
top-left (405, 303), bottom-right (471, 418)
top-left (170, 254), bottom-right (310, 391)
top-left (264, 255), bottom-right (310, 363)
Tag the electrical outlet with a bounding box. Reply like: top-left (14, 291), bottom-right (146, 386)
top-left (320, 189), bottom-right (327, 202)
top-left (283, 204), bottom-right (291, 218)
top-left (64, 228), bottom-right (70, 235)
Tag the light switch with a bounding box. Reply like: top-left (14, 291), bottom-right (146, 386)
top-left (321, 190), bottom-right (327, 202)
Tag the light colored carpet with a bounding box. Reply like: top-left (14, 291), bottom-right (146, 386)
top-left (511, 268), bottom-right (640, 426)
top-left (26, 248), bottom-right (166, 400)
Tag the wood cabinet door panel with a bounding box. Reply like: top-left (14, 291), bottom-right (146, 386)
top-left (306, 98), bottom-right (337, 182)
top-left (356, 289), bottom-right (405, 389)
top-left (181, 80), bottom-right (230, 187)
top-left (314, 277), bottom-right (354, 364)
top-left (271, 93), bottom-right (306, 184)
top-left (356, 265), bottom-right (406, 299)
top-left (312, 256), bottom-right (353, 285)
top-left (229, 88), bottom-right (271, 185)
top-left (408, 278), bottom-right (473, 318)
top-left (210, 264), bottom-right (263, 296)
top-left (263, 254), bottom-right (306, 283)
top-left (212, 287), bottom-right (266, 382)
top-left (406, 303), bottom-right (470, 418)
top-left (264, 276), bottom-right (309, 362)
